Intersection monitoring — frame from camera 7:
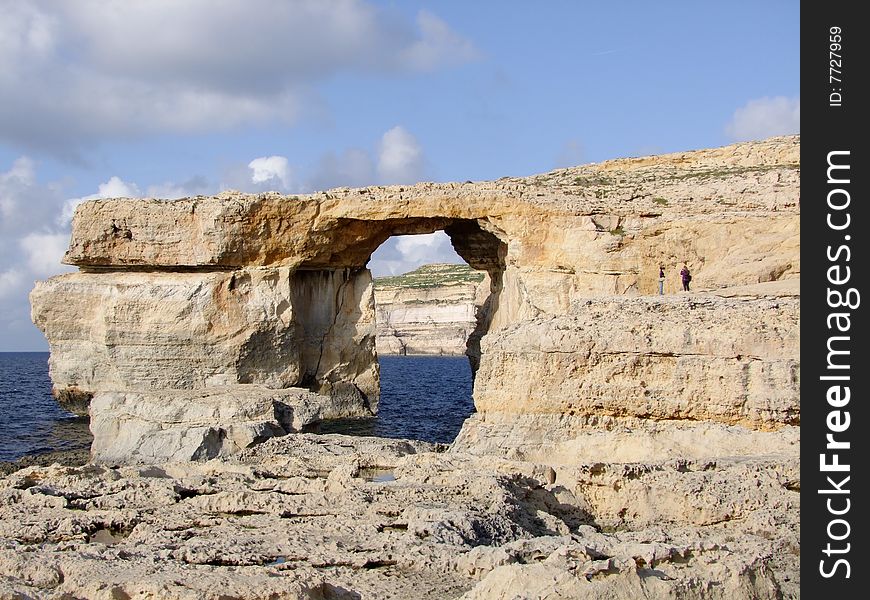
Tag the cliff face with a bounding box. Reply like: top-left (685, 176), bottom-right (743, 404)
top-left (30, 135), bottom-right (799, 467)
top-left (374, 263), bottom-right (485, 356)
top-left (454, 283), bottom-right (799, 463)
top-left (21, 135), bottom-right (802, 597)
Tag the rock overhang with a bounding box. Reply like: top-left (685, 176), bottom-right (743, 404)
top-left (62, 192), bottom-right (517, 271)
top-left (32, 135), bottom-right (801, 464)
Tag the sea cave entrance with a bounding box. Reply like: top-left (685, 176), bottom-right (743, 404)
top-left (319, 219), bottom-right (506, 444)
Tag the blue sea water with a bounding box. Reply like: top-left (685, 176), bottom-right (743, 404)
top-left (321, 355), bottom-right (476, 444)
top-left (0, 353), bottom-right (88, 462)
top-left (0, 353), bottom-right (475, 462)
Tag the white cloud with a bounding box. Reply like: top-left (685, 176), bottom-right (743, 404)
top-left (95, 176), bottom-right (140, 198)
top-left (1, 157), bottom-right (62, 235)
top-left (0, 269), bottom-right (23, 299)
top-left (0, 3), bottom-right (57, 69)
top-left (0, 156), bottom-right (36, 185)
top-left (725, 96), bottom-right (800, 141)
top-left (368, 232), bottom-right (462, 276)
top-left (0, 1), bottom-right (478, 154)
top-left (225, 125), bottom-right (426, 194)
top-left (19, 232), bottom-right (73, 278)
top-left (249, 156), bottom-right (293, 191)
top-left (399, 10), bottom-right (480, 71)
top-left (377, 126), bottom-right (426, 184)
top-left (395, 233), bottom-right (442, 258)
top-left (0, 157), bottom-right (38, 221)
top-left (59, 176), bottom-right (140, 226)
top-left (0, 156), bottom-right (70, 349)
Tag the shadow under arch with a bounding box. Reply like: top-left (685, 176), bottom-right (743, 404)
top-left (295, 216), bottom-right (508, 381)
top-left (311, 217), bottom-right (508, 442)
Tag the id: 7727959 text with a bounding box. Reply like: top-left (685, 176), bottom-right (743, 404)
top-left (829, 26), bottom-right (842, 107)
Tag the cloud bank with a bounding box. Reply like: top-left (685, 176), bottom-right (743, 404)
top-left (0, 0), bottom-right (478, 155)
top-left (725, 96), bottom-right (800, 141)
top-left (0, 157), bottom-right (73, 349)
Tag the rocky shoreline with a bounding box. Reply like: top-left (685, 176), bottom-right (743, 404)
top-left (8, 136), bottom-right (801, 598)
top-left (0, 447), bottom-right (89, 477)
top-left (0, 432), bottom-right (796, 599)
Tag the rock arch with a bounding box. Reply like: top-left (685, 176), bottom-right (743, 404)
top-left (32, 198), bottom-right (519, 462)
top-left (31, 137), bottom-right (801, 464)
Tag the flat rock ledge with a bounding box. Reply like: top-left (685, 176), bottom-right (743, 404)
top-left (0, 434), bottom-right (797, 599)
top-left (88, 386), bottom-right (361, 464)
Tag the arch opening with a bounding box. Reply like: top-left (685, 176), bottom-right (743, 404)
top-left (313, 219), bottom-right (507, 444)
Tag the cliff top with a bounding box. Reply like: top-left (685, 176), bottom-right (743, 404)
top-left (373, 263), bottom-right (485, 289)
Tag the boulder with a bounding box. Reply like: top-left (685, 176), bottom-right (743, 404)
top-left (89, 386), bottom-right (338, 464)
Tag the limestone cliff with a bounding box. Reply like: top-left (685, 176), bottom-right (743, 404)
top-left (374, 263), bottom-right (485, 356)
top-left (31, 135), bottom-right (800, 467)
top-left (22, 135), bottom-right (802, 597)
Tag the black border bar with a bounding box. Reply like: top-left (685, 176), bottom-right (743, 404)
top-left (802, 2), bottom-right (868, 596)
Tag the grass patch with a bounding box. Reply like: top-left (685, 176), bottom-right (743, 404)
top-left (664, 163), bottom-right (799, 182)
top-left (573, 175), bottom-right (613, 186)
top-left (652, 197), bottom-right (668, 206)
top-left (374, 263), bottom-right (485, 289)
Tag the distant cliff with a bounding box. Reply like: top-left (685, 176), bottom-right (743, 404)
top-left (373, 263), bottom-right (486, 356)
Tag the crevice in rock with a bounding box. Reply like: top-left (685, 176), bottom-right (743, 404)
top-left (173, 485), bottom-right (220, 501)
top-left (312, 269), bottom-right (352, 385)
top-left (362, 559), bottom-right (398, 569)
top-left (78, 265), bottom-right (240, 273)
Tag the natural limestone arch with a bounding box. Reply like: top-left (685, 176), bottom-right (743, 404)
top-left (286, 216), bottom-right (509, 398)
top-left (32, 202), bottom-right (522, 462)
top-left (31, 136), bottom-right (801, 464)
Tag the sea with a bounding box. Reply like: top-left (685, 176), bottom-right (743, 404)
top-left (0, 353), bottom-right (475, 462)
top-left (320, 355), bottom-right (475, 443)
top-left (0, 352), bottom-right (90, 462)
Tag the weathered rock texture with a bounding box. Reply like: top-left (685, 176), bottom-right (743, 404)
top-left (23, 136), bottom-right (802, 597)
top-left (88, 386), bottom-right (359, 464)
top-left (31, 135), bottom-right (799, 461)
top-left (32, 268), bottom-right (378, 418)
top-left (0, 435), bottom-right (797, 599)
top-left (472, 294), bottom-right (800, 429)
top-left (374, 263), bottom-right (486, 355)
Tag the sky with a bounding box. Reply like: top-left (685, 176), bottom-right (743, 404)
top-left (0, 0), bottom-right (799, 351)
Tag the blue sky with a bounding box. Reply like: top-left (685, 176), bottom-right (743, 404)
top-left (0, 1), bottom-right (799, 351)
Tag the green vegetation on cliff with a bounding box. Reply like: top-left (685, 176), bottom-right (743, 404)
top-left (373, 263), bottom-right (485, 289)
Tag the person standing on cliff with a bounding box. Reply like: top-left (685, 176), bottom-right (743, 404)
top-left (680, 264), bottom-right (691, 292)
top-left (658, 266), bottom-right (665, 295)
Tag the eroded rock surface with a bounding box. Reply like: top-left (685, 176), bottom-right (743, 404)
top-left (22, 137), bottom-right (801, 597)
top-left (32, 268), bottom-right (377, 407)
top-left (471, 293), bottom-right (800, 430)
top-left (87, 386), bottom-right (360, 464)
top-left (0, 435), bottom-right (798, 599)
